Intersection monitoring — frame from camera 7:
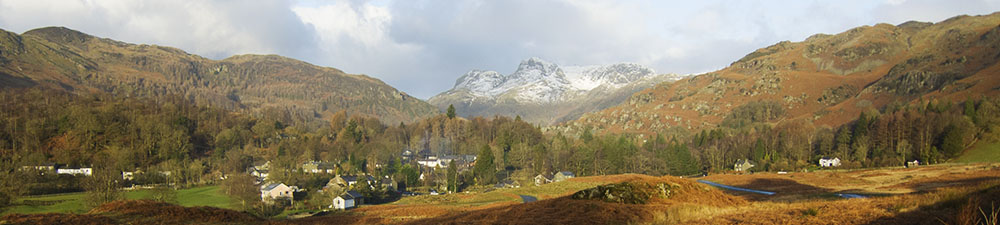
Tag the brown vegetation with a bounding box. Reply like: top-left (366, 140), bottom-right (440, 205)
top-left (3, 165), bottom-right (1000, 224)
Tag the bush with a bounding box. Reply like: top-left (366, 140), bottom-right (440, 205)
top-left (150, 187), bottom-right (178, 204)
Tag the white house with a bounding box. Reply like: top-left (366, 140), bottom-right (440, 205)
top-left (819, 157), bottom-right (842, 167)
top-left (57, 168), bottom-right (92, 176)
top-left (332, 194), bottom-right (355, 210)
top-left (734, 159), bottom-right (755, 172)
top-left (417, 159), bottom-right (442, 168)
top-left (260, 183), bottom-right (294, 203)
top-left (553, 171), bottom-right (575, 182)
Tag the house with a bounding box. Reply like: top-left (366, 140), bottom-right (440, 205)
top-left (819, 157), bottom-right (842, 167)
top-left (57, 167), bottom-right (92, 176)
top-left (21, 163), bottom-right (63, 175)
top-left (906, 160), bottom-right (920, 168)
top-left (734, 159), bottom-right (754, 172)
top-left (332, 193), bottom-right (355, 210)
top-left (301, 161), bottom-right (337, 173)
top-left (495, 179), bottom-right (521, 189)
top-left (253, 161), bottom-right (271, 171)
top-left (122, 171), bottom-right (139, 181)
top-left (553, 171), bottom-right (575, 182)
top-left (401, 149), bottom-right (414, 162)
top-left (346, 190), bottom-right (364, 205)
top-left (534, 174), bottom-right (553, 186)
top-left (327, 175), bottom-right (361, 189)
top-left (417, 159), bottom-right (442, 168)
top-left (21, 163), bottom-right (60, 171)
top-left (260, 183), bottom-right (295, 203)
top-left (418, 149), bottom-right (435, 159)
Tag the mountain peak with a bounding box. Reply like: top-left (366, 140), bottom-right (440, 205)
top-left (516, 57), bottom-right (560, 74)
top-left (430, 59), bottom-right (669, 124)
top-left (23, 26), bottom-right (94, 45)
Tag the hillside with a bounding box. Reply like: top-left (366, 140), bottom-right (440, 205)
top-left (429, 57), bottom-right (677, 125)
top-left (0, 27), bottom-right (438, 125)
top-left (569, 12), bottom-right (1000, 135)
top-left (5, 165), bottom-right (1000, 224)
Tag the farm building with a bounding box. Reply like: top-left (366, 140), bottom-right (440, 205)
top-left (332, 193), bottom-right (355, 210)
top-left (553, 171), bottom-right (575, 182)
top-left (734, 159), bottom-right (754, 172)
top-left (534, 174), bottom-right (553, 186)
top-left (819, 157), bottom-right (841, 167)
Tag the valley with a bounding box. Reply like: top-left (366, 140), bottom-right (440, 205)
top-left (0, 6), bottom-right (999, 225)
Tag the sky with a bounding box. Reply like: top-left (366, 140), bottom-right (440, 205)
top-left (1, 0), bottom-right (998, 99)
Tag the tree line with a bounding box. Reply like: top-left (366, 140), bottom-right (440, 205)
top-left (1, 87), bottom-right (998, 211)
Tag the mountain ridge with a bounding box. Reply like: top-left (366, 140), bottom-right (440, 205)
top-left (0, 26), bottom-right (438, 125)
top-left (563, 12), bottom-right (1000, 135)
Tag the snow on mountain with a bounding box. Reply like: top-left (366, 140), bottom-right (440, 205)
top-left (447, 57), bottom-right (663, 103)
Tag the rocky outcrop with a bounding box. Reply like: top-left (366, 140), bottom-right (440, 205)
top-left (429, 57), bottom-right (678, 124)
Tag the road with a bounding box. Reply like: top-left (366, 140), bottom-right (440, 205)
top-left (697, 179), bottom-right (866, 199)
top-left (519, 195), bottom-right (537, 203)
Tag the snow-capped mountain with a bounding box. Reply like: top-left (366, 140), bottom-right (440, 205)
top-left (429, 57), bottom-right (678, 125)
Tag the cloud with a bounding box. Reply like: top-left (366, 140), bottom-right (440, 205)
top-left (1, 0), bottom-right (998, 99)
top-left (0, 0), bottom-right (315, 59)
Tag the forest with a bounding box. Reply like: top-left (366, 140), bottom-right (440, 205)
top-left (0, 87), bottom-right (997, 211)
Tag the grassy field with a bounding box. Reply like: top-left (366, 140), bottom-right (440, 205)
top-left (1, 185), bottom-right (232, 215)
top-left (952, 141), bottom-right (1000, 163)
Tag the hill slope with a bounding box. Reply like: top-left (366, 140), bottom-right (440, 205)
top-left (570, 12), bottom-right (1000, 134)
top-left (429, 57), bottom-right (678, 125)
top-left (0, 27), bottom-right (438, 125)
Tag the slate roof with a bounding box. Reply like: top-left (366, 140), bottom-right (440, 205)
top-left (262, 183), bottom-right (283, 192)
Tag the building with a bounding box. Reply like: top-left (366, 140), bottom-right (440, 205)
top-left (260, 183), bottom-right (295, 203)
top-left (301, 161), bottom-right (337, 173)
top-left (20, 163), bottom-right (63, 175)
top-left (57, 167), bottom-right (92, 176)
top-left (734, 159), bottom-right (754, 172)
top-left (416, 159), bottom-right (442, 168)
top-left (553, 171), bottom-right (575, 182)
top-left (346, 190), bottom-right (364, 205)
top-left (401, 149), bottom-right (415, 163)
top-left (534, 174), bottom-right (553, 186)
top-left (418, 149), bottom-right (435, 159)
top-left (819, 157), bottom-right (842, 167)
top-left (327, 175), bottom-right (360, 189)
top-left (417, 154), bottom-right (478, 169)
top-left (494, 179), bottom-right (521, 189)
top-left (332, 194), bottom-right (355, 210)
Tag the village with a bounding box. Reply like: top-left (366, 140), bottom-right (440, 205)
top-left (12, 150), bottom-right (894, 214)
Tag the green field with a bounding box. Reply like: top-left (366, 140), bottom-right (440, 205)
top-left (1, 185), bottom-right (232, 215)
top-left (953, 141), bottom-right (1000, 163)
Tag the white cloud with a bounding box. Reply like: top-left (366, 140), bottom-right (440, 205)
top-left (0, 0), bottom-right (315, 59)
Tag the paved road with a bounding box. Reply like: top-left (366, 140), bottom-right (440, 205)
top-left (697, 179), bottom-right (866, 199)
top-left (519, 195), bottom-right (537, 203)
top-left (697, 180), bottom-right (776, 195)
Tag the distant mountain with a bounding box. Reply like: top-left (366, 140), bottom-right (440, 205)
top-left (429, 57), bottom-right (678, 124)
top-left (566, 12), bottom-right (1000, 134)
top-left (0, 27), bottom-right (438, 125)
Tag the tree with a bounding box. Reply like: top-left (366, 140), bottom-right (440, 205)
top-left (84, 169), bottom-right (124, 208)
top-left (474, 144), bottom-right (496, 185)
top-left (149, 186), bottom-right (178, 204)
top-left (447, 160), bottom-right (457, 193)
top-left (400, 164), bottom-right (419, 188)
top-left (446, 104), bottom-right (456, 119)
top-left (222, 174), bottom-right (260, 210)
top-left (941, 124), bottom-right (971, 157)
